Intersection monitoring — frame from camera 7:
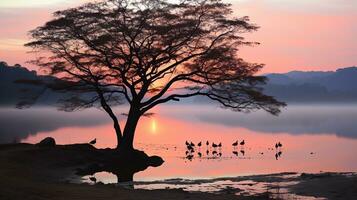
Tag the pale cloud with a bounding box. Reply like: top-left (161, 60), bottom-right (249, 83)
top-left (0, 0), bottom-right (88, 8)
top-left (0, 39), bottom-right (27, 50)
top-left (229, 0), bottom-right (357, 14)
top-left (0, 0), bottom-right (356, 72)
top-left (270, 0), bottom-right (357, 13)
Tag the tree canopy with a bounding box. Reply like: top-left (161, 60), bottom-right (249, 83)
top-left (25, 0), bottom-right (285, 151)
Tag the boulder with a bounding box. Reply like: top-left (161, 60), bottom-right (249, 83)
top-left (37, 137), bottom-right (56, 147)
top-left (148, 156), bottom-right (164, 167)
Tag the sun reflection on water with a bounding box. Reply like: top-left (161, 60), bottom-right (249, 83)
top-left (151, 119), bottom-right (157, 134)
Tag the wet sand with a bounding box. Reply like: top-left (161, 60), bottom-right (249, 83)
top-left (0, 143), bottom-right (356, 200)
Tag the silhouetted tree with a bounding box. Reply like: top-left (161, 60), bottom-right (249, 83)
top-left (25, 0), bottom-right (285, 152)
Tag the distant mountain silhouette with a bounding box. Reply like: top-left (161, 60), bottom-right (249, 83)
top-left (191, 105), bottom-right (357, 139)
top-left (2, 61), bottom-right (357, 105)
top-left (264, 66), bottom-right (357, 103)
top-left (0, 61), bottom-right (63, 106)
top-left (0, 108), bottom-right (108, 143)
top-left (193, 66), bottom-right (357, 103)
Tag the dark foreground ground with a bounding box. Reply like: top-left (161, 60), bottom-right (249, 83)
top-left (0, 143), bottom-right (356, 200)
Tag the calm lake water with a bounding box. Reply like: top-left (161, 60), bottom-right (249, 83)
top-left (1, 104), bottom-right (357, 183)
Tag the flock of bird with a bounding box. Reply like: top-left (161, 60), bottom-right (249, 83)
top-left (185, 141), bottom-right (222, 160)
top-left (184, 140), bottom-right (284, 161)
top-left (186, 140), bottom-right (245, 149)
top-left (185, 140), bottom-right (247, 161)
top-left (89, 138), bottom-right (284, 161)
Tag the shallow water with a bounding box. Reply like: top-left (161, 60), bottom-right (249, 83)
top-left (1, 104), bottom-right (357, 198)
top-left (80, 172), bottom-right (327, 199)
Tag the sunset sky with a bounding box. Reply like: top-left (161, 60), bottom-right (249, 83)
top-left (0, 0), bottom-right (356, 73)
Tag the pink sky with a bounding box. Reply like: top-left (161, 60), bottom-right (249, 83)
top-left (0, 0), bottom-right (356, 73)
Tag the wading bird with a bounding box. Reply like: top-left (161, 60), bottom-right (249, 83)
top-left (212, 143), bottom-right (218, 150)
top-left (278, 142), bottom-right (282, 148)
top-left (89, 177), bottom-right (97, 183)
top-left (185, 141), bottom-right (190, 146)
top-left (198, 141), bottom-right (202, 148)
top-left (240, 140), bottom-right (245, 146)
top-left (189, 146), bottom-right (195, 153)
top-left (232, 140), bottom-right (238, 148)
top-left (89, 138), bottom-right (96, 145)
top-left (190, 142), bottom-right (195, 147)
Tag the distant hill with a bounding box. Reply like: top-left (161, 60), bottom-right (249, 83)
top-left (264, 67), bottom-right (357, 103)
top-left (1, 61), bottom-right (357, 106)
top-left (193, 66), bottom-right (357, 104)
top-left (0, 61), bottom-right (63, 106)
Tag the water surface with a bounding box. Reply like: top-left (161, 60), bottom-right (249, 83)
top-left (1, 105), bottom-right (357, 181)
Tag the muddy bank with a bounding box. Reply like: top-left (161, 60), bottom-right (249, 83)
top-left (0, 141), bottom-right (163, 181)
top-left (133, 172), bottom-right (357, 199)
top-left (291, 172), bottom-right (357, 200)
top-left (0, 143), bottom-right (269, 200)
top-left (0, 142), bottom-right (356, 199)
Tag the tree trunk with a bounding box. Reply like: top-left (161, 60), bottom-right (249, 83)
top-left (113, 119), bottom-right (122, 148)
top-left (118, 106), bottom-right (141, 153)
top-left (103, 107), bottom-right (122, 149)
top-left (97, 90), bottom-right (123, 149)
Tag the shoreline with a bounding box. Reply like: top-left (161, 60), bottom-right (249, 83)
top-left (0, 143), bottom-right (356, 199)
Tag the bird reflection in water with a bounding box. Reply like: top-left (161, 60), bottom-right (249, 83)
top-left (240, 150), bottom-right (245, 156)
top-left (233, 151), bottom-right (238, 157)
top-left (184, 140), bottom-right (285, 161)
